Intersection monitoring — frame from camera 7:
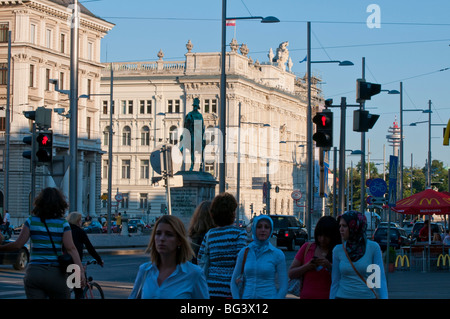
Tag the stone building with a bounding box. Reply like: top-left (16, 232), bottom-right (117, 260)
top-left (0, 0), bottom-right (113, 225)
top-left (99, 39), bottom-right (325, 224)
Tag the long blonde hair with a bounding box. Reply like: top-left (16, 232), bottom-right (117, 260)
top-left (66, 211), bottom-right (82, 226)
top-left (146, 215), bottom-right (194, 265)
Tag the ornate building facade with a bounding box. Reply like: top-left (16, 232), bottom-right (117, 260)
top-left (99, 40), bottom-right (325, 224)
top-left (0, 0), bottom-right (113, 225)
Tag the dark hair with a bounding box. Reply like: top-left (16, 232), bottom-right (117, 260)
top-left (210, 192), bottom-right (237, 227)
top-left (31, 187), bottom-right (68, 219)
top-left (314, 216), bottom-right (341, 262)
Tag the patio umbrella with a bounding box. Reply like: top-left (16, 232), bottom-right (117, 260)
top-left (392, 189), bottom-right (450, 244)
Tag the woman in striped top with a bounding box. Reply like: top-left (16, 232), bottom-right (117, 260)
top-left (0, 187), bottom-right (85, 298)
top-left (198, 192), bottom-right (247, 298)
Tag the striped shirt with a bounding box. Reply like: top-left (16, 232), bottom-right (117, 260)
top-left (197, 225), bottom-right (247, 298)
top-left (24, 216), bottom-right (71, 264)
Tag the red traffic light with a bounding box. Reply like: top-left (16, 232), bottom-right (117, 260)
top-left (37, 133), bottom-right (52, 146)
top-left (313, 112), bottom-right (332, 128)
top-left (36, 131), bottom-right (53, 163)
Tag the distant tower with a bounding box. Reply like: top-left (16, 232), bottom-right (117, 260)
top-left (386, 116), bottom-right (401, 156)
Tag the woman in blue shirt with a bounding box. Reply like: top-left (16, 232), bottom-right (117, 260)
top-left (330, 211), bottom-right (388, 299)
top-left (129, 215), bottom-right (209, 299)
top-left (231, 215), bottom-right (288, 299)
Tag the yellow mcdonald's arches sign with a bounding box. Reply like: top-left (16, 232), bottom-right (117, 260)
top-left (398, 197), bottom-right (416, 206)
top-left (395, 255), bottom-right (410, 268)
top-left (437, 254), bottom-right (450, 267)
top-left (419, 198), bottom-right (440, 206)
top-left (443, 118), bottom-right (450, 146)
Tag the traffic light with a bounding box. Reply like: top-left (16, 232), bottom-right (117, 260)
top-left (353, 110), bottom-right (380, 132)
top-left (312, 111), bottom-right (333, 148)
top-left (36, 131), bottom-right (53, 163)
top-left (356, 79), bottom-right (381, 103)
top-left (23, 111), bottom-right (37, 161)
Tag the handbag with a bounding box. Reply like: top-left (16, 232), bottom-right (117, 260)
top-left (235, 247), bottom-right (249, 298)
top-left (41, 218), bottom-right (73, 274)
top-left (343, 244), bottom-right (378, 299)
top-left (288, 241), bottom-right (313, 297)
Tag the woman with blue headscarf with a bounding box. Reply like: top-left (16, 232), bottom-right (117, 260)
top-left (231, 215), bottom-right (288, 299)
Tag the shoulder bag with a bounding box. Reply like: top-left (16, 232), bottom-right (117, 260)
top-left (235, 247), bottom-right (250, 298)
top-left (41, 218), bottom-right (73, 274)
top-left (343, 244), bottom-right (378, 299)
top-left (288, 241), bottom-right (313, 297)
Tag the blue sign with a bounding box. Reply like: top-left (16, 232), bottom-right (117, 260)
top-left (368, 178), bottom-right (387, 197)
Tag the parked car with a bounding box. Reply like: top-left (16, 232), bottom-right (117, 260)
top-left (0, 239), bottom-right (30, 270)
top-left (411, 221), bottom-right (444, 242)
top-left (128, 219), bottom-right (145, 233)
top-left (372, 226), bottom-right (412, 251)
top-left (247, 214), bottom-right (308, 251)
top-left (82, 220), bottom-right (103, 233)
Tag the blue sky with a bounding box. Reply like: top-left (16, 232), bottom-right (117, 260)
top-left (83, 0), bottom-right (450, 171)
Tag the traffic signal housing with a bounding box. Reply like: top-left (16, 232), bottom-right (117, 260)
top-left (353, 110), bottom-right (380, 132)
top-left (356, 79), bottom-right (381, 103)
top-left (22, 135), bottom-right (34, 161)
top-left (313, 111), bottom-right (333, 148)
top-left (36, 131), bottom-right (53, 164)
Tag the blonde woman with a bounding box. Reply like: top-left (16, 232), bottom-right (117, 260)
top-left (129, 215), bottom-right (209, 299)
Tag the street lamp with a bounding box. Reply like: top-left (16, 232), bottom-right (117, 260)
top-left (219, 0), bottom-right (279, 194)
top-left (305, 21), bottom-right (353, 235)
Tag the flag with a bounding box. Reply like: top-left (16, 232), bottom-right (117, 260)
top-left (226, 19), bottom-right (236, 26)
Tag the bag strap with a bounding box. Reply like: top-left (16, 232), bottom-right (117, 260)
top-left (343, 244), bottom-right (378, 299)
top-left (41, 218), bottom-right (59, 257)
top-left (240, 247), bottom-right (250, 275)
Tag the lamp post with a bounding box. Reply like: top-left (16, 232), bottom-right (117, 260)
top-left (219, 0), bottom-right (279, 194)
top-left (409, 100), bottom-right (446, 188)
top-left (305, 21), bottom-right (353, 235)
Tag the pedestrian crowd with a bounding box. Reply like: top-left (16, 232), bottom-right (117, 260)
top-left (129, 192), bottom-right (388, 300)
top-left (0, 187), bottom-right (388, 299)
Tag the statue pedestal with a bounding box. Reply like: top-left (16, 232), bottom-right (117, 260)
top-left (170, 171), bottom-right (218, 229)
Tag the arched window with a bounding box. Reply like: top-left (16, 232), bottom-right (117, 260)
top-left (103, 126), bottom-right (110, 146)
top-left (141, 126), bottom-right (150, 146)
top-left (122, 126), bottom-right (131, 146)
top-left (169, 125), bottom-right (179, 145)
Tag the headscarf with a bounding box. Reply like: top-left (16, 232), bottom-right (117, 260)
top-left (338, 211), bottom-right (367, 262)
top-left (249, 215), bottom-right (274, 256)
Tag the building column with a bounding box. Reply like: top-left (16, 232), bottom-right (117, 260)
top-left (77, 151), bottom-right (84, 214)
top-left (89, 160), bottom-right (96, 217)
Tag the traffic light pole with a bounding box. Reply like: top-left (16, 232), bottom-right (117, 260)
top-left (30, 123), bottom-right (37, 206)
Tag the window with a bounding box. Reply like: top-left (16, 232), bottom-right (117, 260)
top-left (0, 63), bottom-right (7, 85)
top-left (0, 24), bottom-right (8, 43)
top-left (102, 100), bottom-right (108, 114)
top-left (169, 126), bottom-right (178, 145)
top-left (140, 160), bottom-right (149, 179)
top-left (29, 65), bottom-right (35, 87)
top-left (103, 126), bottom-right (110, 145)
top-left (167, 99), bottom-right (180, 113)
top-left (45, 69), bottom-right (51, 90)
top-left (87, 79), bottom-right (92, 98)
top-left (122, 126), bottom-right (131, 146)
top-left (122, 100), bottom-right (133, 114)
top-left (140, 100), bottom-right (152, 114)
top-left (30, 24), bottom-right (36, 44)
top-left (0, 117), bottom-right (5, 131)
top-left (60, 33), bottom-right (65, 53)
top-left (88, 42), bottom-right (93, 60)
top-left (204, 99), bottom-right (217, 113)
top-left (120, 193), bottom-right (129, 208)
top-left (45, 29), bottom-right (52, 48)
top-left (140, 193), bottom-right (148, 209)
top-left (86, 117), bottom-right (91, 139)
top-left (59, 72), bottom-right (64, 90)
top-left (121, 160), bottom-right (130, 179)
top-left (141, 126), bottom-right (150, 146)
top-left (103, 160), bottom-right (108, 179)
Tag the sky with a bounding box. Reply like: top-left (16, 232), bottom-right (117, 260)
top-left (83, 0), bottom-right (450, 172)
